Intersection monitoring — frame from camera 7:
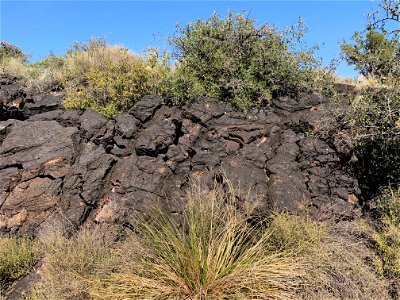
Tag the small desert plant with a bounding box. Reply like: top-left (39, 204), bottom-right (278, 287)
top-left (267, 212), bottom-right (328, 253)
top-left (0, 41), bottom-right (61, 92)
top-left (373, 188), bottom-right (400, 278)
top-left (0, 236), bottom-right (39, 293)
top-left (33, 227), bottom-right (119, 299)
top-left (61, 38), bottom-right (164, 118)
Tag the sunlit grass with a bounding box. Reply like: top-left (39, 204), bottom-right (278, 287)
top-left (0, 236), bottom-right (38, 294)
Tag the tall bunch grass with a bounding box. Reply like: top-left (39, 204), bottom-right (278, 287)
top-left (89, 187), bottom-right (306, 299)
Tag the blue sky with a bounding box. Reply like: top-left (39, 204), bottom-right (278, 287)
top-left (1, 1), bottom-right (380, 77)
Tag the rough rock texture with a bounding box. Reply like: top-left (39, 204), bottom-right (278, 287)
top-left (0, 75), bottom-right (361, 235)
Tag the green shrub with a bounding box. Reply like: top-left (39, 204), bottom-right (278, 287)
top-left (339, 1), bottom-right (400, 196)
top-left (0, 41), bottom-right (32, 80)
top-left (346, 86), bottom-right (400, 175)
top-left (2, 12), bottom-right (336, 117)
top-left (0, 236), bottom-right (39, 293)
top-left (0, 41), bottom-right (28, 62)
top-left (341, 28), bottom-right (400, 81)
top-left (61, 38), bottom-right (164, 118)
top-left (166, 11), bottom-right (334, 110)
top-left (342, 87), bottom-right (400, 197)
top-left (0, 42), bottom-right (61, 92)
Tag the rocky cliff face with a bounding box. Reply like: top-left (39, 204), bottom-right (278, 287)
top-left (0, 75), bottom-right (360, 235)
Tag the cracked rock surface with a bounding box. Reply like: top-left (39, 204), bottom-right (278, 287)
top-left (0, 75), bottom-right (361, 235)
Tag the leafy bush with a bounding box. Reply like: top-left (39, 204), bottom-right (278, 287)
top-left (0, 41), bottom-right (32, 79)
top-left (345, 86), bottom-right (400, 195)
top-left (166, 11), bottom-right (334, 110)
top-left (341, 28), bottom-right (399, 81)
top-left (0, 236), bottom-right (39, 293)
top-left (0, 41), bottom-right (28, 62)
top-left (2, 12), bottom-right (335, 116)
top-left (61, 38), bottom-right (165, 118)
top-left (0, 42), bottom-right (60, 92)
top-left (339, 1), bottom-right (400, 196)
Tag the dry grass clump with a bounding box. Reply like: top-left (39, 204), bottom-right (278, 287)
top-left (0, 236), bottom-right (39, 294)
top-left (264, 212), bottom-right (388, 299)
top-left (25, 184), bottom-right (392, 299)
top-left (375, 220), bottom-right (400, 277)
top-left (373, 188), bottom-right (400, 294)
top-left (89, 188), bottom-right (307, 300)
top-left (29, 226), bottom-right (121, 300)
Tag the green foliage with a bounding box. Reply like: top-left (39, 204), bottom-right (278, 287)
top-left (346, 86), bottom-right (400, 144)
top-left (61, 38), bottom-right (163, 118)
top-left (341, 0), bottom-right (399, 81)
top-left (368, 0), bottom-right (399, 36)
top-left (0, 41), bottom-right (28, 62)
top-left (32, 52), bottom-right (64, 74)
top-left (339, 1), bottom-right (400, 196)
top-left (344, 86), bottom-right (400, 200)
top-left (0, 236), bottom-right (39, 293)
top-left (0, 41), bottom-right (62, 92)
top-left (0, 41), bottom-right (32, 79)
top-left (1, 12), bottom-right (335, 116)
top-left (341, 28), bottom-right (400, 80)
top-left (167, 11), bottom-right (334, 110)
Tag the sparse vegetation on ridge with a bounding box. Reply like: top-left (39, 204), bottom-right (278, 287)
top-left (1, 11), bottom-right (334, 117)
top-left (61, 39), bottom-right (169, 118)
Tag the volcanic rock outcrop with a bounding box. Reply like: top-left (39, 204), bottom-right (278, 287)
top-left (0, 75), bottom-right (360, 235)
